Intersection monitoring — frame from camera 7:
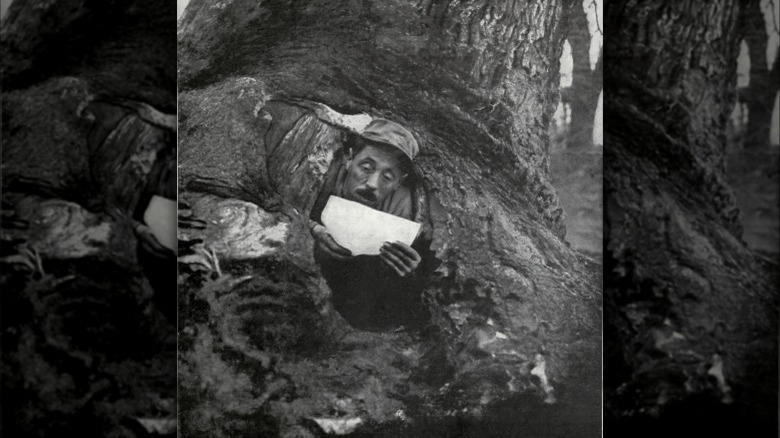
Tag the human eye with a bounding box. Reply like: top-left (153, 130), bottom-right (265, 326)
top-left (359, 161), bottom-right (374, 172)
top-left (382, 171), bottom-right (397, 182)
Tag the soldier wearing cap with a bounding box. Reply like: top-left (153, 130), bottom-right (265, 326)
top-left (308, 118), bottom-right (431, 331)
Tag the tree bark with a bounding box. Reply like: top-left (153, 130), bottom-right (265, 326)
top-left (1, 0), bottom-right (177, 111)
top-left (177, 0), bottom-right (602, 436)
top-left (604, 0), bottom-right (777, 431)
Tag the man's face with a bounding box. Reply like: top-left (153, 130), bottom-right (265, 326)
top-left (343, 143), bottom-right (406, 209)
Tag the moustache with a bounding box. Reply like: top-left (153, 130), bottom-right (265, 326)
top-left (354, 188), bottom-right (378, 203)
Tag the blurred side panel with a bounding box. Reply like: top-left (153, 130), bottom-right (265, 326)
top-left (1, 1), bottom-right (177, 437)
top-left (603, 0), bottom-right (778, 436)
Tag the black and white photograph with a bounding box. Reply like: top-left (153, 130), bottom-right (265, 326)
top-left (2, 0), bottom-right (778, 436)
top-left (1, 1), bottom-right (177, 436)
top-left (176, 0), bottom-right (602, 436)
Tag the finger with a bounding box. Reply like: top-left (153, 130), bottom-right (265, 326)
top-left (143, 234), bottom-right (168, 253)
top-left (381, 243), bottom-right (416, 268)
top-left (323, 235), bottom-right (352, 256)
top-left (159, 246), bottom-right (176, 259)
top-left (318, 241), bottom-right (352, 261)
top-left (387, 241), bottom-right (421, 262)
top-left (148, 241), bottom-right (174, 259)
top-left (379, 252), bottom-right (408, 276)
top-left (317, 242), bottom-right (343, 260)
top-left (138, 232), bottom-right (174, 257)
top-left (380, 248), bottom-right (411, 276)
top-left (141, 239), bottom-right (170, 259)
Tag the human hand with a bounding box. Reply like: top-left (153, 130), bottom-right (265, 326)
top-left (134, 222), bottom-right (175, 259)
top-left (379, 241), bottom-right (420, 277)
top-left (311, 223), bottom-right (353, 261)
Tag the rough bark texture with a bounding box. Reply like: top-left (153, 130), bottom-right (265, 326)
top-left (177, 0), bottom-right (601, 436)
top-left (0, 1), bottom-right (177, 436)
top-left (1, 0), bottom-right (177, 111)
top-left (604, 0), bottom-right (778, 433)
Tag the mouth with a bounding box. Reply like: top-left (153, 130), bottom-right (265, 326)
top-left (352, 191), bottom-right (378, 206)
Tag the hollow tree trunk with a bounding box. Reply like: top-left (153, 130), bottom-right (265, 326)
top-left (177, 0), bottom-right (601, 436)
top-left (604, 0), bottom-right (777, 431)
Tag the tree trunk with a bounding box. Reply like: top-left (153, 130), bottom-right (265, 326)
top-left (604, 0), bottom-right (777, 432)
top-left (177, 0), bottom-right (601, 436)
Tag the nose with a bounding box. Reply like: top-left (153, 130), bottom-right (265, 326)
top-left (365, 172), bottom-right (381, 189)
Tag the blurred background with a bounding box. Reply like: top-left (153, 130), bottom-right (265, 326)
top-left (726, 0), bottom-right (779, 257)
top-left (549, 0), bottom-right (603, 259)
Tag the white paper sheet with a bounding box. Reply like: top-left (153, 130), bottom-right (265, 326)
top-left (321, 196), bottom-right (421, 256)
top-left (143, 195), bottom-right (177, 251)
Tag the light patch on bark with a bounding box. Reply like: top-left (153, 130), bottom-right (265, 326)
top-left (210, 0), bottom-right (235, 11)
top-left (707, 353), bottom-right (734, 404)
top-left (120, 100), bottom-right (177, 131)
top-left (32, 0), bottom-right (56, 11)
top-left (29, 200), bottom-right (112, 258)
top-left (666, 199), bottom-right (724, 267)
top-left (311, 102), bottom-right (372, 133)
top-left (311, 417), bottom-right (363, 435)
top-left (130, 148), bottom-right (158, 178)
top-left (305, 146), bottom-right (335, 180)
top-left (194, 197), bottom-right (290, 260)
top-left (530, 353), bottom-right (556, 404)
top-left (505, 229), bottom-right (543, 264)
